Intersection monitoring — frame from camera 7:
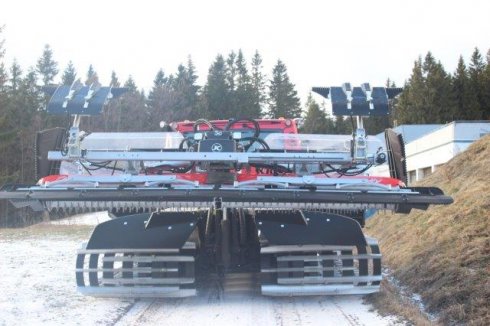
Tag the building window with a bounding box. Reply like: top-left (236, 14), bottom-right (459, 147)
top-left (408, 170), bottom-right (416, 184)
top-left (421, 167), bottom-right (432, 178)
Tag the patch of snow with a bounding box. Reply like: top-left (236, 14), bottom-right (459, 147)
top-left (0, 232), bottom-right (131, 326)
top-left (382, 268), bottom-right (438, 322)
top-left (114, 293), bottom-right (402, 326)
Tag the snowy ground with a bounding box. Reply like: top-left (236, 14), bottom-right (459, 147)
top-left (0, 214), bottom-right (403, 326)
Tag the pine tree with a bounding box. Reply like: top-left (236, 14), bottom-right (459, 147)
top-left (166, 74), bottom-right (175, 89)
top-left (172, 60), bottom-right (201, 121)
top-left (9, 59), bottom-right (22, 92)
top-left (267, 60), bottom-right (301, 118)
top-left (110, 71), bottom-right (120, 87)
top-left (334, 116), bottom-right (352, 134)
top-left (124, 75), bottom-right (137, 92)
top-left (468, 48), bottom-right (486, 119)
top-left (183, 56), bottom-right (200, 119)
top-left (17, 68), bottom-right (41, 182)
top-left (225, 51), bottom-right (237, 116)
top-left (100, 70), bottom-right (122, 131)
top-left (396, 53), bottom-right (456, 124)
top-left (36, 44), bottom-right (58, 86)
top-left (250, 50), bottom-right (266, 117)
top-left (226, 51), bottom-right (237, 93)
top-left (175, 64), bottom-right (188, 93)
top-left (422, 52), bottom-right (453, 122)
top-left (426, 52), bottom-right (456, 122)
top-left (147, 68), bottom-right (167, 119)
top-left (396, 58), bottom-right (424, 124)
top-left (154, 69), bottom-right (167, 87)
top-left (0, 25), bottom-right (4, 60)
top-left (186, 56), bottom-right (199, 85)
top-left (61, 61), bottom-right (77, 85)
top-left (386, 78), bottom-right (401, 127)
top-left (114, 76), bottom-right (148, 131)
top-left (20, 68), bottom-right (42, 124)
top-left (236, 50), bottom-right (248, 86)
top-left (302, 93), bottom-right (333, 134)
top-left (10, 67), bottom-right (41, 129)
top-left (202, 54), bottom-right (232, 119)
top-left (234, 50), bottom-right (258, 118)
top-left (0, 25), bottom-right (13, 154)
top-left (483, 49), bottom-right (490, 119)
top-left (452, 56), bottom-right (479, 120)
top-left (0, 27), bottom-right (7, 131)
top-left (0, 25), bottom-right (7, 93)
top-left (85, 64), bottom-right (99, 85)
top-left (320, 100), bottom-right (337, 133)
top-left (147, 68), bottom-right (176, 125)
top-left (0, 64), bottom-right (6, 94)
top-left (1, 65), bottom-right (42, 185)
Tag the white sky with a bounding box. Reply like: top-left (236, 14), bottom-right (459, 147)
top-left (1, 0), bottom-right (489, 106)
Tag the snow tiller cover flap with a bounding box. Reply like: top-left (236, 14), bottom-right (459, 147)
top-left (0, 81), bottom-right (452, 298)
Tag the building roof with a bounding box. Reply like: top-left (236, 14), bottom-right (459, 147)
top-left (374, 121), bottom-right (490, 145)
top-left (375, 124), bottom-right (442, 143)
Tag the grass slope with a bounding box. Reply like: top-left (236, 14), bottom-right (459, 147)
top-left (366, 135), bottom-right (490, 325)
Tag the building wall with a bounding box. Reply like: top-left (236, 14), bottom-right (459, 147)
top-left (369, 121), bottom-right (490, 183)
top-left (406, 122), bottom-right (489, 182)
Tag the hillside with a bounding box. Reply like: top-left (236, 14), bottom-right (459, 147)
top-left (366, 135), bottom-right (490, 325)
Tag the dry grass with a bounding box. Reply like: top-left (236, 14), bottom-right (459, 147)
top-left (366, 135), bottom-right (490, 325)
top-left (366, 279), bottom-right (434, 326)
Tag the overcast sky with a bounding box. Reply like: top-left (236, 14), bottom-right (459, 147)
top-left (1, 0), bottom-right (489, 105)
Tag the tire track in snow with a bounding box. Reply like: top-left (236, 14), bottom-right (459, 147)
top-left (272, 297), bottom-right (303, 326)
top-left (131, 299), bottom-right (186, 325)
top-left (333, 298), bottom-right (361, 326)
top-left (108, 300), bottom-right (140, 326)
top-left (111, 299), bottom-right (156, 326)
top-left (111, 293), bottom-right (400, 326)
top-left (113, 279), bottom-right (224, 325)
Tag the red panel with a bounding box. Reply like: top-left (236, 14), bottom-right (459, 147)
top-left (175, 119), bottom-right (298, 134)
top-left (37, 174), bottom-right (68, 185)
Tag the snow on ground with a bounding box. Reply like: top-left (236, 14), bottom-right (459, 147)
top-left (0, 214), bottom-right (403, 326)
top-left (48, 211), bottom-right (111, 226)
top-left (114, 293), bottom-right (401, 326)
top-left (0, 224), bottom-right (132, 326)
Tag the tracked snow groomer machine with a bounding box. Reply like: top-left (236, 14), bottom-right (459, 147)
top-left (0, 81), bottom-right (452, 298)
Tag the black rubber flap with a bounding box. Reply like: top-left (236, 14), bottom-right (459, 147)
top-left (257, 211), bottom-right (367, 247)
top-left (86, 212), bottom-right (200, 250)
top-left (145, 211), bottom-right (200, 228)
top-left (255, 210), bottom-right (307, 226)
top-left (35, 127), bottom-right (66, 179)
top-left (385, 129), bottom-right (408, 184)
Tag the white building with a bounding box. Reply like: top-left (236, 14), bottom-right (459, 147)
top-left (371, 121), bottom-right (490, 184)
